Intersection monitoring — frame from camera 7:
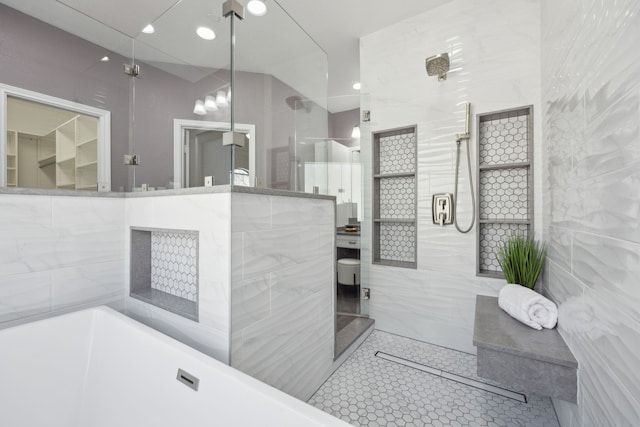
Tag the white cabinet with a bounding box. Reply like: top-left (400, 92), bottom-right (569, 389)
top-left (336, 234), bottom-right (360, 249)
top-left (53, 115), bottom-right (98, 190)
top-left (7, 115), bottom-right (98, 190)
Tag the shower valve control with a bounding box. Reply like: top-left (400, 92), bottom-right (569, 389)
top-left (432, 193), bottom-right (454, 226)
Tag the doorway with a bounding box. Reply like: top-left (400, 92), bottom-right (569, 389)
top-left (172, 120), bottom-right (255, 188)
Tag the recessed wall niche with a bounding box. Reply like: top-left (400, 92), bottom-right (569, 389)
top-left (476, 106), bottom-right (533, 277)
top-left (130, 227), bottom-right (199, 321)
top-left (372, 125), bottom-right (418, 268)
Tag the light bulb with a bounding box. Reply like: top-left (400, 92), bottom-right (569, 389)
top-left (352, 82), bottom-right (361, 90)
top-left (193, 99), bottom-right (206, 115)
top-left (216, 90), bottom-right (229, 107)
top-left (204, 95), bottom-right (218, 111)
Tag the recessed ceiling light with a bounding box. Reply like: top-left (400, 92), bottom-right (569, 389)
top-left (247, 0), bottom-right (267, 16)
top-left (196, 26), bottom-right (216, 41)
top-left (352, 82), bottom-right (361, 90)
top-left (142, 24), bottom-right (155, 34)
top-left (100, 56), bottom-right (109, 62)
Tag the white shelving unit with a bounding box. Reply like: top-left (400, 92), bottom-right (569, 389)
top-left (54, 115), bottom-right (98, 190)
top-left (1, 86), bottom-right (110, 191)
top-left (75, 115), bottom-right (98, 190)
top-left (6, 130), bottom-right (17, 187)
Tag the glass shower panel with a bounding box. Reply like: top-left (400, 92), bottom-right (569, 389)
top-left (233, 0), bottom-right (328, 190)
top-left (73, 37), bottom-right (134, 192)
top-left (130, 0), bottom-right (232, 191)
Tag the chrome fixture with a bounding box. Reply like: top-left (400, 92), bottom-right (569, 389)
top-left (453, 102), bottom-right (476, 233)
top-left (222, 0), bottom-right (245, 19)
top-left (425, 53), bottom-right (450, 81)
top-left (123, 63), bottom-right (140, 77)
top-left (432, 193), bottom-right (454, 226)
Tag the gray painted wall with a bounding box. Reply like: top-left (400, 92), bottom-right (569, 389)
top-left (0, 3), bottom-right (131, 190)
top-left (329, 108), bottom-right (360, 147)
top-left (0, 3), bottom-right (328, 192)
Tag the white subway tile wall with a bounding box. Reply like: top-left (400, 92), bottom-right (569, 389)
top-left (125, 193), bottom-right (232, 364)
top-left (0, 195), bottom-right (125, 326)
top-left (230, 192), bottom-right (335, 401)
top-left (360, 0), bottom-right (541, 353)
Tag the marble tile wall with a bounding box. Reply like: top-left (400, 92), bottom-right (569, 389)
top-left (541, 0), bottom-right (640, 425)
top-left (0, 194), bottom-right (125, 327)
top-left (124, 193), bottom-right (232, 363)
top-left (230, 192), bottom-right (335, 401)
top-left (360, 0), bottom-right (541, 353)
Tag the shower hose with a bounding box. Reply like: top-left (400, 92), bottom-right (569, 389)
top-left (453, 137), bottom-right (476, 233)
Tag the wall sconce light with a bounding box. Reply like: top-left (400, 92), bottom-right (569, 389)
top-left (216, 90), bottom-right (229, 107)
top-left (351, 124), bottom-right (361, 139)
top-left (204, 95), bottom-right (218, 111)
top-left (193, 99), bottom-right (207, 115)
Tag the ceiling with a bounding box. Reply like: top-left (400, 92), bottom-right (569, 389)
top-left (275, 0), bottom-right (450, 112)
top-left (0, 0), bottom-right (448, 112)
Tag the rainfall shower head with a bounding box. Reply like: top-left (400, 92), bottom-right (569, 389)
top-left (425, 53), bottom-right (450, 81)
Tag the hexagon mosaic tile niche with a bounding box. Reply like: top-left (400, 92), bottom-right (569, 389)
top-left (379, 177), bottom-right (415, 219)
top-left (479, 223), bottom-right (529, 273)
top-left (479, 168), bottom-right (528, 220)
top-left (479, 114), bottom-right (528, 166)
top-left (378, 130), bottom-right (416, 175)
top-left (373, 126), bottom-right (418, 268)
top-left (151, 232), bottom-right (198, 302)
top-left (130, 227), bottom-right (199, 321)
top-left (477, 107), bottom-right (533, 277)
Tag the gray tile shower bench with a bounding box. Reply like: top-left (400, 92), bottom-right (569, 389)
top-left (473, 295), bottom-right (578, 402)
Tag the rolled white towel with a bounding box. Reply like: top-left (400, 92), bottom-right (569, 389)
top-left (498, 284), bottom-right (558, 330)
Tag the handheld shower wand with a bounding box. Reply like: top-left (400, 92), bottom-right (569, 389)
top-left (453, 102), bottom-right (476, 233)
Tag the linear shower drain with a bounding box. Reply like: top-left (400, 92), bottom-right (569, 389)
top-left (375, 351), bottom-right (527, 403)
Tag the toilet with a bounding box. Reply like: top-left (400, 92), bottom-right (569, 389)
top-left (337, 258), bottom-right (360, 286)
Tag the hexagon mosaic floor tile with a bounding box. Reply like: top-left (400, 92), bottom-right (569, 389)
top-left (309, 330), bottom-right (559, 427)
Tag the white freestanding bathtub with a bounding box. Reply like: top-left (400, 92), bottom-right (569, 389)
top-left (0, 307), bottom-right (349, 427)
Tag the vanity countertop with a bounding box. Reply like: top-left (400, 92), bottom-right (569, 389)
top-left (337, 227), bottom-right (360, 236)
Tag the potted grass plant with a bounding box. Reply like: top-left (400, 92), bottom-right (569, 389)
top-left (497, 233), bottom-right (547, 290)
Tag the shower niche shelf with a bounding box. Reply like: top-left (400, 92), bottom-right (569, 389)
top-left (372, 125), bottom-right (417, 269)
top-left (130, 227), bottom-right (200, 321)
top-left (476, 106), bottom-right (533, 278)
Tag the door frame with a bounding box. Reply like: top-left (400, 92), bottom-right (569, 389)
top-left (173, 119), bottom-right (255, 188)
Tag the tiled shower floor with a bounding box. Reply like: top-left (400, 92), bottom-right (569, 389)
top-left (309, 330), bottom-right (559, 427)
